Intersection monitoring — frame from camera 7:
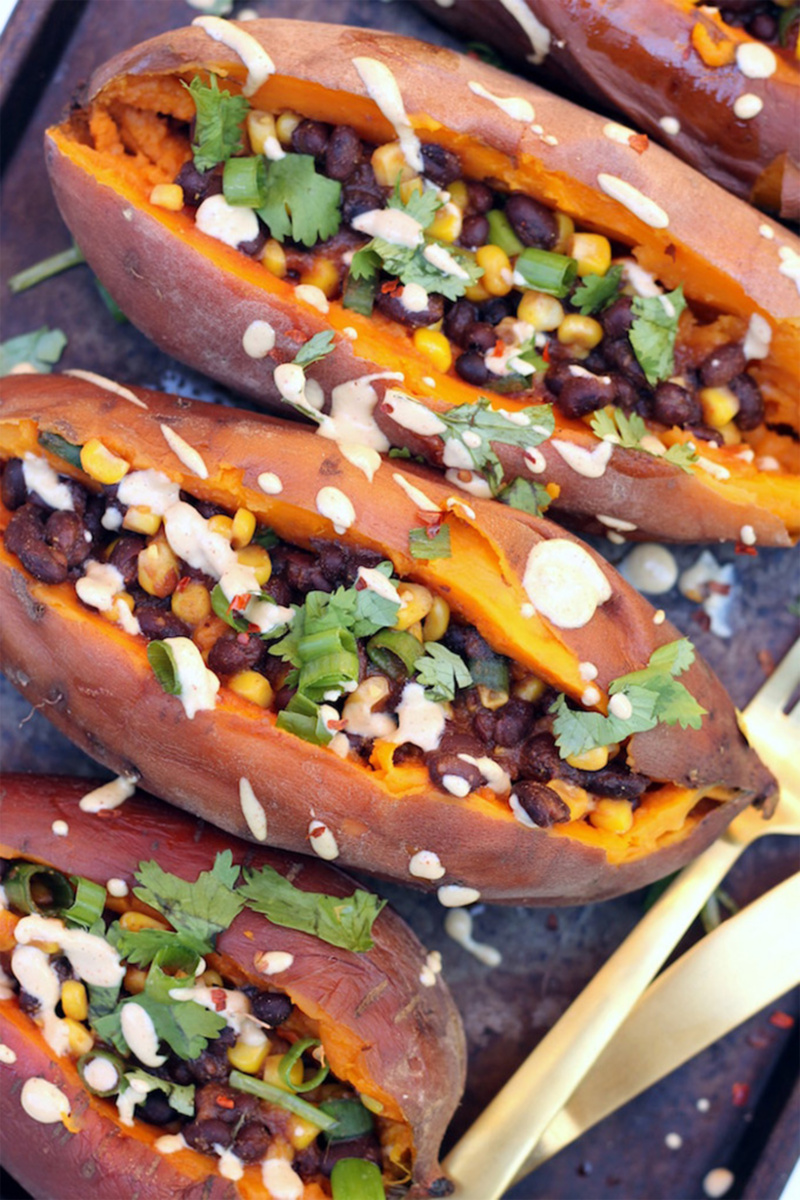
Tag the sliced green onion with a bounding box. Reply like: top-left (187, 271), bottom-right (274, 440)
top-left (276, 693), bottom-right (333, 746)
top-left (408, 525), bottom-right (451, 560)
top-left (366, 629), bottom-right (423, 677)
top-left (297, 628), bottom-right (354, 664)
top-left (8, 244), bottom-right (85, 294)
top-left (229, 1068), bottom-right (337, 1129)
top-left (64, 875), bottom-right (106, 929)
top-left (486, 210), bottom-right (524, 257)
top-left (330, 1158), bottom-right (386, 1200)
top-left (279, 1037), bottom-right (330, 1093)
top-left (210, 583), bottom-right (250, 632)
top-left (77, 1049), bottom-right (125, 1097)
top-left (4, 863), bottom-right (74, 916)
top-left (94, 280), bottom-right (128, 324)
top-left (514, 247), bottom-right (577, 298)
top-left (223, 156), bottom-right (268, 207)
top-left (147, 641), bottom-right (181, 695)
top-left (468, 654), bottom-right (509, 693)
top-left (343, 271), bottom-right (376, 317)
top-left (320, 1098), bottom-right (374, 1144)
top-left (37, 430), bottom-right (83, 470)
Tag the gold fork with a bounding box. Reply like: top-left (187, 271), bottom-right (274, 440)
top-left (444, 637), bottom-right (800, 1200)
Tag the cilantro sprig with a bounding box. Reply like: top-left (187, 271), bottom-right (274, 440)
top-left (185, 75), bottom-right (250, 172)
top-left (439, 398), bottom-right (555, 493)
top-left (572, 265), bottom-right (623, 315)
top-left (0, 326), bottom-right (67, 375)
top-left (238, 867), bottom-right (386, 953)
top-left (497, 477), bottom-right (553, 517)
top-left (590, 407), bottom-right (698, 473)
top-left (629, 285), bottom-right (687, 386)
top-left (551, 638), bottom-right (706, 759)
top-left (258, 155), bottom-right (341, 247)
top-left (415, 642), bottom-right (472, 703)
top-left (293, 330), bottom-right (336, 368)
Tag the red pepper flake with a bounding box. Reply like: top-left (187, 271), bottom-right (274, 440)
top-left (310, 823), bottom-right (328, 838)
top-left (216, 1094), bottom-right (235, 1109)
top-left (758, 649), bottom-right (775, 677)
top-left (769, 1011), bottom-right (795, 1029)
top-left (210, 987), bottom-right (228, 1012)
top-left (494, 339), bottom-right (505, 357)
top-left (381, 279), bottom-right (401, 295)
top-left (746, 1033), bottom-right (770, 1049)
top-left (731, 1082), bottom-right (749, 1107)
top-left (175, 576), bottom-right (192, 592)
top-left (707, 581), bottom-right (731, 596)
top-left (542, 342), bottom-right (551, 363)
top-left (227, 593), bottom-right (249, 614)
top-left (628, 133), bottom-right (649, 154)
top-left (416, 508), bottom-right (444, 530)
top-left (692, 610), bottom-right (712, 632)
top-left (735, 542), bottom-right (758, 556)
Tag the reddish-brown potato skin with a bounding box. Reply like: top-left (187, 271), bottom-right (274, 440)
top-left (43, 19), bottom-right (800, 547)
top-left (418, 0), bottom-right (800, 216)
top-left (0, 774), bottom-right (466, 1199)
top-left (0, 376), bottom-right (775, 904)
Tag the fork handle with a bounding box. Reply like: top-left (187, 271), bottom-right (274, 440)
top-left (444, 835), bottom-right (744, 1200)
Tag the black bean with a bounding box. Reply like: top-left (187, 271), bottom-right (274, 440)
top-left (341, 163), bottom-right (386, 224)
top-left (109, 535), bottom-right (147, 585)
top-left (730, 373), bottom-right (765, 430)
top-left (51, 956), bottom-right (73, 983)
top-left (246, 989), bottom-right (294, 1026)
top-left (587, 763), bottom-right (649, 801)
top-left (610, 374), bottom-right (640, 412)
top-left (463, 322), bottom-right (497, 353)
top-left (512, 781), bottom-right (570, 826)
top-left (183, 1118), bottom-right (234, 1153)
top-left (519, 733), bottom-right (562, 781)
top-left (321, 1134), bottom-right (382, 1175)
top-left (190, 496), bottom-right (228, 519)
top-left (687, 424), bottom-right (724, 446)
top-left (426, 751), bottom-right (484, 795)
top-left (185, 1032), bottom-right (237, 1086)
top-left (19, 990), bottom-right (39, 1016)
top-left (652, 381), bottom-right (702, 427)
top-left (504, 193), bottom-right (558, 249)
top-left (1, 459), bottom-right (27, 510)
top-left (467, 182), bottom-right (493, 214)
top-left (136, 606), bottom-right (191, 642)
top-left (444, 299), bottom-right (478, 347)
top-left (234, 1122), bottom-right (271, 1163)
top-left (291, 119), bottom-right (331, 159)
top-left (543, 362), bottom-right (572, 397)
top-left (748, 12), bottom-right (777, 40)
top-left (325, 125), bottom-right (362, 182)
top-left (208, 632), bottom-right (265, 676)
top-left (175, 161), bottom-right (223, 207)
top-left (137, 1090), bottom-right (179, 1126)
top-left (699, 342), bottom-right (746, 387)
top-left (311, 538), bottom-right (382, 587)
top-left (603, 337), bottom-right (648, 385)
top-left (375, 287), bottom-right (445, 328)
top-left (460, 214), bottom-right (489, 249)
top-left (4, 504), bottom-right (68, 583)
top-left (455, 350), bottom-right (490, 385)
top-left (238, 224), bottom-right (267, 258)
top-left (45, 510), bottom-right (90, 568)
top-left (601, 297), bottom-right (634, 340)
top-left (479, 296), bottom-right (515, 325)
top-left (421, 142), bottom-right (461, 187)
top-left (274, 547), bottom-right (331, 594)
top-left (557, 372), bottom-right (617, 419)
top-left (493, 698), bottom-right (537, 747)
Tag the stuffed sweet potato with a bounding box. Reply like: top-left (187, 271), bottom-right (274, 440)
top-left (0, 374), bottom-right (775, 904)
top-left (0, 773), bottom-right (465, 1199)
top-left (44, 18), bottom-right (800, 546)
top-left (419, 0), bottom-right (800, 218)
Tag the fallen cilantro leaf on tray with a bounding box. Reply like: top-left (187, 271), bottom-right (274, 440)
top-left (0, 327), bottom-right (67, 375)
top-left (238, 866), bottom-right (386, 952)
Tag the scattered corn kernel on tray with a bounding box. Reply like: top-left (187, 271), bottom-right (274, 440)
top-left (1, 1), bottom-right (798, 1198)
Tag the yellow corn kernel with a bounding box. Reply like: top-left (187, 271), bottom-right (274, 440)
top-left (149, 183), bottom-right (184, 212)
top-left (371, 141), bottom-right (415, 187)
top-left (171, 581), bottom-right (212, 627)
top-left (427, 202), bottom-right (462, 244)
top-left (475, 244), bottom-right (513, 297)
top-left (699, 385), bottom-right (740, 429)
top-left (31, 940), bottom-right (61, 954)
top-left (193, 614), bottom-right (230, 658)
top-left (412, 328), bottom-right (452, 374)
top-left (61, 981), bottom-right (88, 1022)
top-left (447, 179), bottom-right (469, 210)
top-left (290, 1116), bottom-right (325, 1149)
top-left (718, 421), bottom-right (742, 446)
top-left (122, 505), bottom-right (162, 536)
top-left (65, 1018), bottom-right (94, 1058)
top-left (261, 238), bottom-right (287, 279)
top-left (247, 109), bottom-right (278, 155)
top-left (464, 278), bottom-right (490, 303)
top-left (399, 176), bottom-right (424, 204)
top-left (513, 674), bottom-right (546, 703)
top-left (568, 232), bottom-right (612, 278)
top-left (228, 1037), bottom-right (270, 1076)
top-left (422, 594), bottom-right (450, 642)
top-left (590, 798), bottom-right (634, 835)
top-left (120, 910), bottom-right (170, 933)
top-left (208, 514), bottom-right (234, 540)
top-left (102, 592), bottom-right (135, 625)
top-left (548, 778), bottom-right (592, 821)
top-left (406, 620), bottom-right (424, 643)
top-left (237, 544), bottom-right (272, 586)
top-left (359, 1093), bottom-right (385, 1115)
top-left (516, 289), bottom-right (564, 332)
top-left (566, 744), bottom-right (610, 772)
top-left (231, 508), bottom-right (256, 550)
top-left (394, 583), bottom-right (434, 631)
top-left (275, 111), bottom-right (302, 146)
top-left (552, 212), bottom-right (575, 255)
top-left (557, 313), bottom-right (604, 350)
top-left (80, 438), bottom-right (130, 486)
top-left (199, 969), bottom-right (224, 988)
top-left (229, 670), bottom-right (274, 708)
top-left (137, 541), bottom-right (179, 598)
top-left (262, 1053), bottom-right (303, 1091)
top-left (124, 965), bottom-right (148, 995)
top-left (299, 257), bottom-right (340, 299)
top-left (478, 686), bottom-right (509, 711)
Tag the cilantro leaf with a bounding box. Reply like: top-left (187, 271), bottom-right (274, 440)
top-left (415, 642), bottom-right (472, 702)
top-left (353, 564), bottom-right (402, 636)
top-left (438, 398), bottom-right (555, 493)
top-left (293, 331), bottom-right (336, 368)
top-left (239, 866), bottom-right (386, 952)
top-left (497, 477), bottom-right (552, 517)
top-left (572, 266), bottom-right (623, 315)
top-left (90, 1006), bottom-right (128, 1055)
top-left (133, 992), bottom-right (228, 1061)
top-left (132, 852), bottom-right (244, 953)
top-left (662, 442), bottom-right (701, 472)
top-left (349, 246), bottom-right (381, 282)
top-left (107, 922), bottom-right (206, 967)
top-left (185, 75), bottom-right (249, 172)
top-left (629, 286), bottom-right (687, 385)
top-left (87, 982), bottom-right (121, 1023)
top-left (0, 326), bottom-right (67, 375)
top-left (550, 688), bottom-right (658, 759)
top-left (258, 155), bottom-right (341, 247)
top-left (388, 182), bottom-right (441, 229)
top-left (590, 406), bottom-right (698, 474)
top-left (122, 1069), bottom-right (196, 1117)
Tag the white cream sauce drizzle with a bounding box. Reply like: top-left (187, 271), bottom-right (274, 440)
top-left (10, 945), bottom-right (69, 1055)
top-left (352, 57), bottom-right (423, 171)
top-left (468, 80), bottom-right (535, 122)
top-left (64, 369), bottom-right (147, 408)
top-left (22, 455), bottom-right (74, 511)
top-left (444, 909), bottom-right (502, 967)
top-left (308, 819), bottom-right (340, 860)
top-left (551, 438), bottom-right (613, 478)
top-left (392, 472), bottom-right (439, 511)
top-left (388, 682), bottom-right (445, 752)
top-left (160, 424), bottom-right (209, 479)
top-left (239, 777), bottom-right (267, 841)
top-left (21, 1078), bottom-right (71, 1124)
top-left (15, 916), bottom-right (126, 988)
top-left (409, 850), bottom-right (446, 880)
top-left (495, 0), bottom-right (551, 63)
top-left (597, 174), bottom-right (669, 228)
top-left (523, 539), bottom-right (612, 629)
top-left (316, 486), bottom-right (355, 534)
top-left (192, 16), bottom-right (275, 95)
top-left (163, 637), bottom-right (220, 718)
top-left (79, 774), bottom-right (137, 813)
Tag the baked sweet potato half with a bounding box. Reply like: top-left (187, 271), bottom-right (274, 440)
top-left (0, 773), bottom-right (465, 1199)
top-left (0, 374), bottom-right (775, 904)
top-left (418, 0), bottom-right (800, 218)
top-left (43, 18), bottom-right (800, 546)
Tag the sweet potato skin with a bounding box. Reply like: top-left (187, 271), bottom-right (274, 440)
top-left (0, 773), bottom-right (466, 1198)
top-left (0, 376), bottom-right (775, 904)
top-left (43, 18), bottom-right (800, 546)
top-left (418, 0), bottom-right (800, 216)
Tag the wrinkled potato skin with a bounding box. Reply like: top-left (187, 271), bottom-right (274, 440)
top-left (44, 19), bottom-right (800, 546)
top-left (0, 377), bottom-right (774, 904)
top-left (0, 775), bottom-right (466, 1198)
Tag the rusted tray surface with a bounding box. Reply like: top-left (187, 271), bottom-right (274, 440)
top-left (1, 3), bottom-right (798, 1198)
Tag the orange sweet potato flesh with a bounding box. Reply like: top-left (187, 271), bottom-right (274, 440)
top-left (0, 375), bottom-right (775, 904)
top-left (43, 19), bottom-right (800, 546)
top-left (0, 774), bottom-right (465, 1199)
